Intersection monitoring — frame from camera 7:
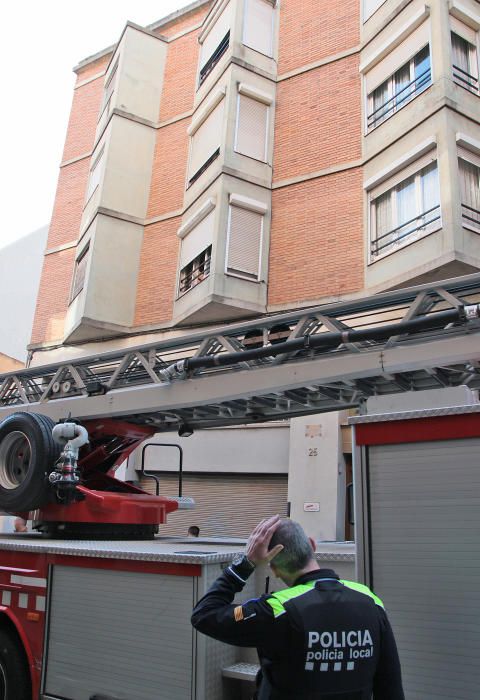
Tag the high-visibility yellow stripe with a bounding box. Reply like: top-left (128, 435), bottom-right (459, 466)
top-left (340, 580), bottom-right (384, 609)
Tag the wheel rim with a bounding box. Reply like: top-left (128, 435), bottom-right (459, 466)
top-left (0, 431), bottom-right (32, 490)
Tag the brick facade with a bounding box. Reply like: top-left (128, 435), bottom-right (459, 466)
top-left (268, 169), bottom-right (364, 307)
top-left (31, 0), bottom-right (364, 349)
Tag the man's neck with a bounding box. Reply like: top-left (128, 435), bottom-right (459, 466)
top-left (284, 560), bottom-right (320, 587)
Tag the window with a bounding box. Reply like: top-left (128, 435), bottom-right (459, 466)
top-left (370, 161), bottom-right (441, 259)
top-left (367, 46), bottom-right (431, 130)
top-left (243, 0), bottom-right (275, 57)
top-left (99, 60), bottom-right (118, 121)
top-left (235, 92), bottom-right (269, 162)
top-left (451, 32), bottom-right (479, 94)
top-left (188, 97), bottom-right (225, 186)
top-left (226, 197), bottom-right (266, 280)
top-left (198, 3), bottom-right (231, 86)
top-left (71, 246), bottom-right (89, 302)
top-left (459, 151), bottom-right (480, 231)
top-left (85, 148), bottom-right (104, 202)
top-left (363, 0), bottom-right (387, 22)
top-left (179, 247), bottom-right (212, 295)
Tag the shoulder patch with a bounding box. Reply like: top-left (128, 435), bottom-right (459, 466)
top-left (234, 605), bottom-right (244, 622)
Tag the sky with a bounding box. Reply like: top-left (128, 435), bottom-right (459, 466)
top-left (0, 0), bottom-right (196, 250)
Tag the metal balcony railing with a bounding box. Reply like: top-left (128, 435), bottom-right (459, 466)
top-left (462, 202), bottom-right (480, 229)
top-left (453, 64), bottom-right (479, 94)
top-left (199, 32), bottom-right (230, 86)
top-left (367, 67), bottom-right (431, 130)
top-left (371, 204), bottom-right (441, 257)
top-left (179, 249), bottom-right (211, 295)
top-left (188, 148), bottom-right (220, 187)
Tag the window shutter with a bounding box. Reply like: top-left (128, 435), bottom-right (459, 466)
top-left (243, 0), bottom-right (275, 57)
top-left (180, 209), bottom-right (215, 268)
top-left (227, 205), bottom-right (263, 279)
top-left (189, 98), bottom-right (224, 179)
top-left (235, 94), bottom-right (269, 162)
top-left (86, 149), bottom-right (104, 201)
top-left (71, 246), bottom-right (89, 302)
top-left (200, 3), bottom-right (231, 69)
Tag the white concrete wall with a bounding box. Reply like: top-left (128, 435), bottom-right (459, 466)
top-left (131, 423), bottom-right (289, 476)
top-left (0, 226), bottom-right (48, 362)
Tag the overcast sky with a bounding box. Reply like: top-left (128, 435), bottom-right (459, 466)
top-left (0, 0), bottom-right (195, 250)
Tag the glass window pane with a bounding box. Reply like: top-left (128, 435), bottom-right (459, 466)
top-left (372, 79), bottom-right (390, 126)
top-left (421, 163), bottom-right (440, 212)
top-left (393, 63), bottom-right (411, 108)
top-left (396, 176), bottom-right (416, 224)
top-left (414, 46), bottom-right (431, 88)
top-left (451, 32), bottom-right (470, 73)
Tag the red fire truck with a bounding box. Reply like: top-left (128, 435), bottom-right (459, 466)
top-left (0, 274), bottom-right (479, 700)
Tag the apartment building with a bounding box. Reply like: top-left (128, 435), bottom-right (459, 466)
top-left (27, 0), bottom-right (480, 538)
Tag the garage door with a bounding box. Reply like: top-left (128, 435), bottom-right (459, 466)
top-left (44, 565), bottom-right (195, 700)
top-left (368, 439), bottom-right (480, 700)
top-left (140, 472), bottom-right (288, 537)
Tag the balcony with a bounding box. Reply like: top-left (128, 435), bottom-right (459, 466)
top-left (367, 66), bottom-right (432, 131)
top-left (371, 204), bottom-right (441, 259)
top-left (453, 63), bottom-right (479, 95)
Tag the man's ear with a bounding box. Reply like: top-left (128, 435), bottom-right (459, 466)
top-left (309, 537), bottom-right (316, 553)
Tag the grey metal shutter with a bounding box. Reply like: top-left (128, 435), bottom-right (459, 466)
top-left (368, 439), bottom-right (480, 700)
top-left (226, 205), bottom-right (263, 279)
top-left (141, 473), bottom-right (288, 537)
top-left (44, 565), bottom-right (194, 700)
top-left (235, 94), bottom-right (268, 162)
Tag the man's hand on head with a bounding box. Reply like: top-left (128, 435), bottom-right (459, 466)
top-left (246, 515), bottom-right (284, 566)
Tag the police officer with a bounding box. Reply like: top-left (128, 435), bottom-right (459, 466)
top-left (191, 515), bottom-right (404, 699)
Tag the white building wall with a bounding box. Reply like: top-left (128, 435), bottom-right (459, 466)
top-left (0, 226), bottom-right (48, 362)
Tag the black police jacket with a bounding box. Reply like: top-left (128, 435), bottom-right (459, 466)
top-left (191, 566), bottom-right (405, 700)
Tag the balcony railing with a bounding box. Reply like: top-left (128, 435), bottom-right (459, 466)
top-left (179, 248), bottom-right (212, 295)
top-left (462, 202), bottom-right (480, 229)
top-left (371, 204), bottom-right (441, 258)
top-left (453, 64), bottom-right (479, 94)
top-left (188, 148), bottom-right (220, 187)
top-left (199, 32), bottom-right (230, 86)
top-left (367, 67), bottom-right (431, 130)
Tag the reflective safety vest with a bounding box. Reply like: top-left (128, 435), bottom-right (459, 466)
top-left (260, 578), bottom-right (385, 699)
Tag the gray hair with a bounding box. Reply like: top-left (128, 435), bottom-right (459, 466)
top-left (268, 519), bottom-right (314, 575)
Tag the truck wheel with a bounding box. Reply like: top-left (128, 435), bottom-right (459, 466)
top-left (0, 412), bottom-right (60, 512)
top-left (0, 629), bottom-right (31, 700)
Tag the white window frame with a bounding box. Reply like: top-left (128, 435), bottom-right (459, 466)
top-left (450, 26), bottom-right (480, 94)
top-left (366, 44), bottom-right (431, 131)
top-left (70, 243), bottom-right (90, 303)
top-left (234, 84), bottom-right (272, 163)
top-left (85, 147), bottom-right (105, 204)
top-left (98, 59), bottom-right (119, 123)
top-left (242, 0), bottom-right (276, 58)
top-left (225, 194), bottom-right (267, 281)
top-left (368, 157), bottom-right (441, 264)
top-left (458, 147), bottom-right (480, 233)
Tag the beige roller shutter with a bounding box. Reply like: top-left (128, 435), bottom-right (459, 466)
top-left (141, 473), bottom-right (288, 537)
top-left (189, 98), bottom-right (224, 179)
top-left (226, 205), bottom-right (263, 279)
top-left (200, 2), bottom-right (231, 69)
top-left (243, 0), bottom-right (275, 57)
top-left (180, 209), bottom-right (215, 267)
top-left (235, 94), bottom-right (269, 162)
top-left (365, 21), bottom-right (430, 93)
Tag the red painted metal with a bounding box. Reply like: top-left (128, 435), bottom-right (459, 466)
top-left (355, 412), bottom-right (480, 446)
top-left (0, 545), bottom-right (202, 699)
top-left (35, 485), bottom-right (179, 524)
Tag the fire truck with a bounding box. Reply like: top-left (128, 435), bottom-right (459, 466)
top-left (0, 273), bottom-right (479, 700)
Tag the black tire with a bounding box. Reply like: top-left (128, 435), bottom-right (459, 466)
top-left (0, 412), bottom-right (60, 512)
top-left (0, 628), bottom-right (31, 700)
